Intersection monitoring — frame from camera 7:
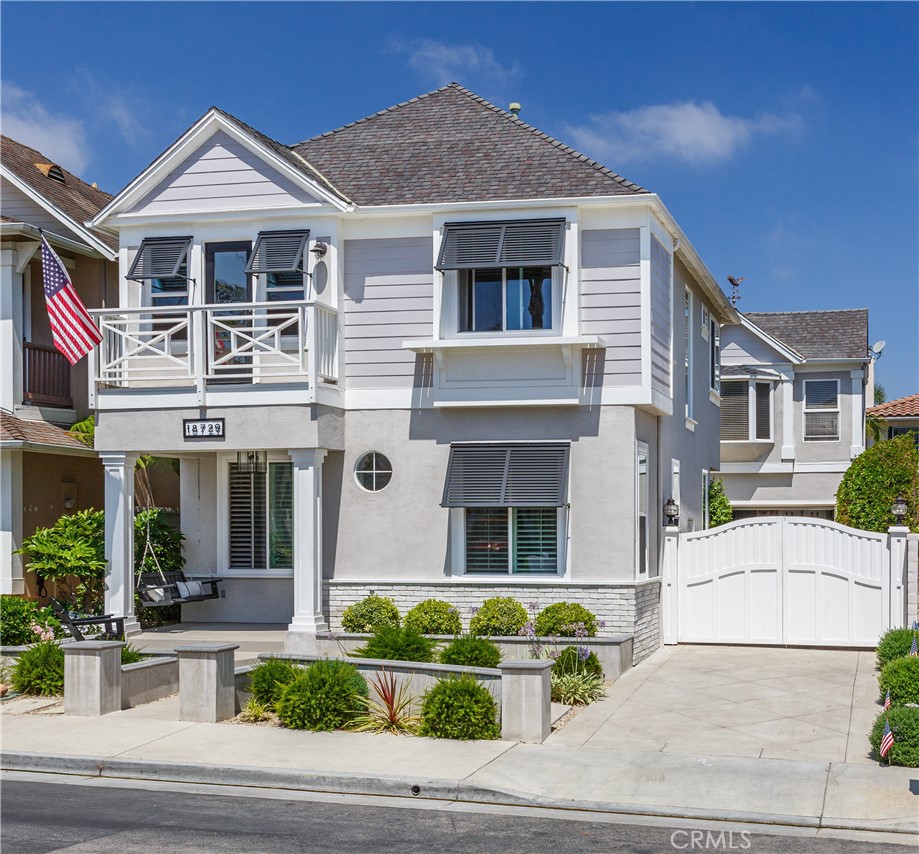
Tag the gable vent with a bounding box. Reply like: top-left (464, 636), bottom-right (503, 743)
top-left (35, 163), bottom-right (65, 184)
top-left (437, 219), bottom-right (566, 271)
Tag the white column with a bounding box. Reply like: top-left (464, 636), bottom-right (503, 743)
top-left (780, 368), bottom-right (795, 461)
top-left (1, 249), bottom-right (24, 413)
top-left (288, 449), bottom-right (328, 634)
top-left (888, 526), bottom-right (909, 630)
top-left (661, 525), bottom-right (680, 644)
top-left (101, 452), bottom-right (140, 635)
top-left (0, 448), bottom-right (25, 594)
top-left (850, 369), bottom-right (865, 458)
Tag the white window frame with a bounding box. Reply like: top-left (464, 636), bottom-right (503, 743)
top-left (636, 441), bottom-right (650, 578)
top-left (720, 379), bottom-right (774, 442)
top-left (709, 317), bottom-right (720, 393)
top-left (684, 288), bottom-right (695, 423)
top-left (217, 452), bottom-right (296, 578)
top-left (702, 468), bottom-right (710, 530)
top-left (803, 379), bottom-right (841, 442)
top-left (449, 506), bottom-right (568, 578)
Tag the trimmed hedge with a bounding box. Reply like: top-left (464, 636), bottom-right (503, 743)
top-left (439, 635), bottom-right (501, 669)
top-left (351, 626), bottom-right (437, 663)
top-left (340, 595), bottom-right (400, 633)
top-left (275, 660), bottom-right (368, 731)
top-left (876, 628), bottom-right (918, 669)
top-left (249, 658), bottom-right (301, 709)
top-left (535, 602), bottom-right (598, 637)
top-left (869, 706), bottom-right (919, 766)
top-left (469, 597), bottom-right (527, 637)
top-left (11, 640), bottom-right (64, 696)
top-left (878, 656), bottom-right (919, 707)
top-left (420, 675), bottom-right (500, 740)
top-left (403, 599), bottom-right (461, 636)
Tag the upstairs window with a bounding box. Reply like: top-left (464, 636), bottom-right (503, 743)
top-left (721, 380), bottom-right (772, 441)
top-left (245, 230), bottom-right (309, 302)
top-left (437, 219), bottom-right (565, 334)
top-left (128, 237), bottom-right (192, 307)
top-left (804, 380), bottom-right (840, 441)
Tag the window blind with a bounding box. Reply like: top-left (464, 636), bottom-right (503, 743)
top-left (720, 382), bottom-right (749, 441)
top-left (229, 464), bottom-right (266, 569)
top-left (436, 219), bottom-right (565, 270)
top-left (805, 381), bottom-right (839, 441)
top-left (755, 382), bottom-right (771, 440)
top-left (128, 237), bottom-right (192, 281)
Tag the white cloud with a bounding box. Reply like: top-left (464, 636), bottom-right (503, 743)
top-left (1, 83), bottom-right (90, 173)
top-left (388, 38), bottom-right (520, 89)
top-left (72, 69), bottom-right (148, 147)
top-left (566, 100), bottom-right (802, 167)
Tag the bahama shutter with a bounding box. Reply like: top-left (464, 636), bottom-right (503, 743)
top-left (441, 443), bottom-right (569, 507)
top-left (245, 230), bottom-right (310, 274)
top-left (436, 219), bottom-right (566, 270)
top-left (128, 237), bottom-right (192, 281)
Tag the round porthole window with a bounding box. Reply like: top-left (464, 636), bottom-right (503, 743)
top-left (355, 452), bottom-right (392, 492)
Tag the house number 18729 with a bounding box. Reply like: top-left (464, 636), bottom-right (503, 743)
top-left (183, 419), bottom-right (225, 440)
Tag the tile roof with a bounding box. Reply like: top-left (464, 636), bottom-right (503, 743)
top-left (290, 84), bottom-right (647, 206)
top-left (0, 135), bottom-right (116, 252)
top-left (868, 393), bottom-right (919, 418)
top-left (743, 309), bottom-right (869, 360)
top-left (0, 411), bottom-right (95, 452)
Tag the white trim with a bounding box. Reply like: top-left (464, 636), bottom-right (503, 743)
top-left (729, 499), bottom-right (835, 508)
top-left (639, 217), bottom-right (652, 391)
top-left (793, 460), bottom-right (851, 473)
top-left (327, 577), bottom-right (648, 588)
top-left (803, 378), bottom-right (841, 442)
top-left (718, 460), bottom-right (850, 474)
top-left (684, 417), bottom-right (697, 432)
top-left (702, 468), bottom-right (710, 529)
top-left (636, 440), bottom-right (649, 579)
top-left (719, 377), bottom-right (774, 443)
top-left (684, 286), bottom-right (694, 422)
top-left (735, 314), bottom-right (805, 364)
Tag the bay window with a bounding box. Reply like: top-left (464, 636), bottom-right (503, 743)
top-left (720, 380), bottom-right (773, 441)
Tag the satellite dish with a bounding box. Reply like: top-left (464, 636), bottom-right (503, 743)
top-left (872, 340), bottom-right (886, 354)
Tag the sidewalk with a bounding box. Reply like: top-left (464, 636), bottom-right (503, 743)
top-left (2, 692), bottom-right (916, 835)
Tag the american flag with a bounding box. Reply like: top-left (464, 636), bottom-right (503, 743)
top-left (910, 635), bottom-right (918, 657)
top-left (884, 688), bottom-right (891, 710)
top-left (41, 235), bottom-right (102, 365)
top-left (880, 718), bottom-right (895, 758)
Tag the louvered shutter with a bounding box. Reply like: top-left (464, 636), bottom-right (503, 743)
top-left (436, 219), bottom-right (565, 270)
top-left (229, 464), bottom-right (266, 569)
top-left (720, 382), bottom-right (749, 441)
top-left (246, 230), bottom-right (309, 274)
top-left (442, 443), bottom-right (569, 507)
top-left (128, 237), bottom-right (192, 280)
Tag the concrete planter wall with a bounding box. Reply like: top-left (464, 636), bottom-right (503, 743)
top-left (121, 657), bottom-right (179, 709)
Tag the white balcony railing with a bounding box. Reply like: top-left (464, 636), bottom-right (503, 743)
top-left (89, 301), bottom-right (338, 406)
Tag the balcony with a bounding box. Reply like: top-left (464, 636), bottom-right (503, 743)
top-left (23, 343), bottom-right (73, 408)
top-left (89, 301), bottom-right (339, 410)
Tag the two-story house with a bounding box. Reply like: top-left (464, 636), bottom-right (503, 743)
top-left (85, 84), bottom-right (736, 662)
top-left (718, 309), bottom-right (871, 519)
top-left (1, 136), bottom-right (120, 596)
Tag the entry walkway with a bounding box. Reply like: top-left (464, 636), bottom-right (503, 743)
top-left (548, 645), bottom-right (880, 763)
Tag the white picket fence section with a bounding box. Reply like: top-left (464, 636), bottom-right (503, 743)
top-left (662, 517), bottom-right (909, 648)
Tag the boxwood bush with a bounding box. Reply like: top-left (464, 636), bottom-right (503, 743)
top-left (351, 626), bottom-right (436, 663)
top-left (420, 675), bottom-right (500, 740)
top-left (340, 595), bottom-right (400, 633)
top-left (468, 597), bottom-right (527, 637)
top-left (439, 635), bottom-right (501, 669)
top-left (878, 656), bottom-right (919, 707)
top-left (249, 658), bottom-right (301, 709)
top-left (553, 645), bottom-right (603, 678)
top-left (11, 640), bottom-right (64, 696)
top-left (876, 628), bottom-right (918, 669)
top-left (869, 706), bottom-right (919, 766)
top-left (535, 602), bottom-right (598, 637)
top-left (275, 660), bottom-right (368, 731)
top-left (403, 599), bottom-right (461, 635)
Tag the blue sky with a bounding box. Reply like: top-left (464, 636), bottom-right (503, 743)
top-left (3, 2), bottom-right (917, 397)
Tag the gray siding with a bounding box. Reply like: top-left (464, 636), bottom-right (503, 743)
top-left (580, 228), bottom-right (642, 387)
top-left (0, 179), bottom-right (83, 240)
top-left (343, 236), bottom-right (433, 389)
top-left (721, 324), bottom-right (787, 365)
top-left (130, 130), bottom-right (319, 214)
top-left (650, 235), bottom-right (672, 397)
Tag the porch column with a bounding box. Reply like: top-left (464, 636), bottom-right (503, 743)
top-left (779, 367), bottom-right (795, 461)
top-left (0, 248), bottom-right (24, 413)
top-left (101, 452), bottom-right (140, 635)
top-left (288, 449), bottom-right (328, 634)
top-left (0, 448), bottom-right (24, 594)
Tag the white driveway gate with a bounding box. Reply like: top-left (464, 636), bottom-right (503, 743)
top-left (663, 517), bottom-right (908, 647)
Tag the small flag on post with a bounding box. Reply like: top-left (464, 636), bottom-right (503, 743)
top-left (40, 235), bottom-right (102, 365)
top-left (880, 718), bottom-right (895, 759)
top-left (884, 688), bottom-right (891, 710)
top-left (910, 635), bottom-right (918, 657)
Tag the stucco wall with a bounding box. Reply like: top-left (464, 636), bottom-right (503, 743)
top-left (720, 471), bottom-right (844, 505)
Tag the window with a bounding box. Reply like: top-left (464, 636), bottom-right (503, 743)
top-left (128, 237), bottom-right (192, 307)
top-left (684, 289), bottom-right (694, 420)
top-left (804, 380), bottom-right (840, 441)
top-left (442, 442), bottom-right (569, 575)
top-left (228, 461), bottom-right (293, 570)
top-left (459, 266), bottom-right (552, 332)
top-left (720, 380), bottom-right (773, 441)
top-left (206, 241), bottom-right (251, 304)
top-left (355, 452), bottom-right (392, 492)
top-left (246, 230), bottom-right (309, 302)
top-left (709, 317), bottom-right (720, 392)
top-left (636, 443), bottom-right (649, 576)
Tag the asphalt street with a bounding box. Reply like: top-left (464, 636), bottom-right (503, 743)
top-left (2, 774), bottom-right (914, 854)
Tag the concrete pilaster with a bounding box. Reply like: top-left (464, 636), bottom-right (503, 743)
top-left (888, 526), bottom-right (909, 629)
top-left (661, 525), bottom-right (679, 644)
top-left (499, 658), bottom-right (553, 743)
top-left (64, 640), bottom-right (124, 716)
top-left (175, 643), bottom-right (239, 722)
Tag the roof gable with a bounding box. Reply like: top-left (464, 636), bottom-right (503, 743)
top-left (744, 310), bottom-right (869, 360)
top-left (721, 315), bottom-right (804, 366)
top-left (292, 84), bottom-right (647, 206)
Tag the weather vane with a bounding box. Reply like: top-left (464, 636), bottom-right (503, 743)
top-left (727, 275), bottom-right (747, 307)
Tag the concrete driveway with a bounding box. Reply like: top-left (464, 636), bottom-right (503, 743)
top-left (548, 645), bottom-right (881, 763)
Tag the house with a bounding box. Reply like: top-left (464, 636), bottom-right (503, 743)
top-left (868, 393), bottom-right (919, 448)
top-left (0, 136), bottom-right (121, 596)
top-left (85, 84), bottom-right (737, 662)
top-left (718, 309), bottom-right (872, 520)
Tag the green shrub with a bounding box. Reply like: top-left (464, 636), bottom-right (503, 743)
top-left (878, 656), bottom-right (919, 706)
top-left (420, 675), bottom-right (500, 740)
top-left (0, 596), bottom-right (61, 645)
top-left (551, 672), bottom-right (607, 706)
top-left (351, 626), bottom-right (436, 663)
top-left (439, 635), bottom-right (501, 669)
top-left (120, 643), bottom-right (148, 665)
top-left (134, 508), bottom-right (185, 574)
top-left (403, 599), bottom-right (461, 635)
top-left (249, 658), bottom-right (301, 709)
top-left (341, 595), bottom-right (401, 633)
top-left (708, 477), bottom-right (733, 528)
top-left (468, 597), bottom-right (527, 637)
top-left (876, 628), bottom-right (918, 669)
top-left (535, 603), bottom-right (598, 637)
top-left (240, 697), bottom-right (272, 723)
top-left (553, 646), bottom-right (604, 678)
top-left (836, 434), bottom-right (919, 532)
top-left (275, 660), bottom-right (368, 731)
top-left (869, 706), bottom-right (919, 766)
top-left (11, 640), bottom-right (64, 696)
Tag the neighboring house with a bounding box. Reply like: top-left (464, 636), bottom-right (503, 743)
top-left (718, 309), bottom-right (871, 519)
top-left (0, 135), bottom-right (118, 595)
top-left (86, 84), bottom-right (737, 662)
top-left (868, 393), bottom-right (919, 448)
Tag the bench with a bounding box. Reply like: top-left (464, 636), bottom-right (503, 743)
top-left (137, 571), bottom-right (222, 608)
top-left (49, 597), bottom-right (126, 641)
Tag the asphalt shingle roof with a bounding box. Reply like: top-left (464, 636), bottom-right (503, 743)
top-left (290, 84), bottom-right (647, 206)
top-left (868, 393), bottom-right (919, 418)
top-left (0, 135), bottom-right (116, 251)
top-left (744, 309), bottom-right (869, 360)
top-left (0, 411), bottom-right (94, 451)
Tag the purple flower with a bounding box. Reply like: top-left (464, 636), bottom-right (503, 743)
top-left (549, 650), bottom-right (560, 660)
top-left (528, 601), bottom-right (539, 612)
top-left (597, 620), bottom-right (606, 629)
top-left (577, 646), bottom-right (590, 662)
top-left (470, 606), bottom-right (479, 616)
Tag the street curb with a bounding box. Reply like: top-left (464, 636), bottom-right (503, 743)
top-left (2, 750), bottom-right (915, 836)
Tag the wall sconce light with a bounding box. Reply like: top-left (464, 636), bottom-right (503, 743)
top-left (310, 240), bottom-right (328, 260)
top-left (663, 496), bottom-right (679, 527)
top-left (63, 498), bottom-right (76, 510)
top-left (891, 494), bottom-right (908, 526)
